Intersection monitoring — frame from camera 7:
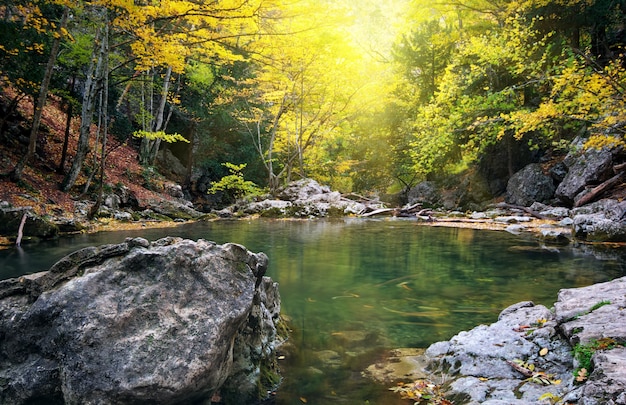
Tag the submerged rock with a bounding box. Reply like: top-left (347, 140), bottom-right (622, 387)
top-left (0, 237), bottom-right (283, 405)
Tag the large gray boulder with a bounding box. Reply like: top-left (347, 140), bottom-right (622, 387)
top-left (506, 163), bottom-right (556, 206)
top-left (0, 237), bottom-right (283, 405)
top-left (407, 181), bottom-right (441, 206)
top-left (555, 147), bottom-right (614, 206)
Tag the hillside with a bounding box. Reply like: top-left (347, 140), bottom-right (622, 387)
top-left (0, 87), bottom-right (186, 225)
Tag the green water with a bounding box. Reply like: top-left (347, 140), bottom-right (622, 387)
top-left (1, 218), bottom-right (625, 404)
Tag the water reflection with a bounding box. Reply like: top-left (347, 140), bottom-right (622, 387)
top-left (1, 219), bottom-right (624, 404)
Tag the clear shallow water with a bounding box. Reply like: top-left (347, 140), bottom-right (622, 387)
top-left (1, 218), bottom-right (625, 404)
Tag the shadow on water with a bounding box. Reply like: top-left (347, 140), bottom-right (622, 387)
top-left (1, 218), bottom-right (625, 404)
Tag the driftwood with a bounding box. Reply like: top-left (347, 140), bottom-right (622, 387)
top-left (498, 203), bottom-right (549, 220)
top-left (360, 203), bottom-right (428, 218)
top-left (614, 162), bottom-right (626, 173)
top-left (16, 212), bottom-right (27, 247)
top-left (342, 192), bottom-right (379, 203)
top-left (574, 170), bottom-right (626, 208)
top-left (361, 208), bottom-right (395, 217)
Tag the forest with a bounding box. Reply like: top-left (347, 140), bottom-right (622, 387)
top-left (1, 0), bottom-right (625, 207)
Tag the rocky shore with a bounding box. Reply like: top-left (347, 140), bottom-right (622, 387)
top-left (366, 276), bottom-right (626, 404)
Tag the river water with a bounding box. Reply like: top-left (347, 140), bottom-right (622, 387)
top-left (1, 218), bottom-right (625, 404)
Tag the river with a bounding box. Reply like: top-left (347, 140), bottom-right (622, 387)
top-left (1, 218), bottom-right (624, 404)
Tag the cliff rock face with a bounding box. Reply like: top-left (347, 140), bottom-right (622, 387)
top-left (0, 237), bottom-right (282, 405)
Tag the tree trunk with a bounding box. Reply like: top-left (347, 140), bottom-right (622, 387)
top-left (10, 7), bottom-right (69, 182)
top-left (184, 120), bottom-right (197, 188)
top-left (139, 66), bottom-right (172, 165)
top-left (61, 21), bottom-right (107, 192)
top-left (573, 170), bottom-right (625, 208)
top-left (58, 76), bottom-right (76, 174)
top-left (89, 24), bottom-right (109, 220)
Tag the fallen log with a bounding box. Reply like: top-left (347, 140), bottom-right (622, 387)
top-left (361, 208), bottom-right (395, 217)
top-left (574, 170), bottom-right (626, 208)
top-left (614, 162), bottom-right (626, 173)
top-left (498, 203), bottom-right (549, 220)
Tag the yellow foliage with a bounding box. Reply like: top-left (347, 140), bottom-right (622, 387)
top-left (584, 135), bottom-right (626, 150)
top-left (133, 130), bottom-right (189, 143)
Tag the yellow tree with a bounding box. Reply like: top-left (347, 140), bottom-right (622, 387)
top-left (61, 0), bottom-right (276, 190)
top-left (224, 0), bottom-right (396, 193)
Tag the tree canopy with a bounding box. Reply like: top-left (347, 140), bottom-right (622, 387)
top-left (1, 0), bottom-right (624, 200)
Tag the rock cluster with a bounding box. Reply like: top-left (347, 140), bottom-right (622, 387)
top-left (366, 276), bottom-right (626, 404)
top-left (0, 237), bottom-right (283, 404)
top-left (217, 178), bottom-right (382, 218)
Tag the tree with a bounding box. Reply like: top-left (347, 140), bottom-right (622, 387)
top-left (221, 0), bottom-right (385, 194)
top-left (2, 2), bottom-right (71, 181)
top-left (60, 6), bottom-right (108, 192)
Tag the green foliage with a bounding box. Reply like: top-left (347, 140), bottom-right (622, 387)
top-left (573, 338), bottom-right (622, 382)
top-left (208, 163), bottom-right (264, 199)
top-left (133, 130), bottom-right (189, 144)
top-left (589, 300), bottom-right (611, 312)
top-left (140, 166), bottom-right (160, 191)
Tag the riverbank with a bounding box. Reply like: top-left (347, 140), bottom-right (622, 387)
top-left (366, 276), bottom-right (626, 404)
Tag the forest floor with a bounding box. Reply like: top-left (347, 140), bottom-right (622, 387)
top-left (0, 87), bottom-right (189, 244)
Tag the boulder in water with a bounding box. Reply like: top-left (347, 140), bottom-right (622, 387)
top-left (0, 237), bottom-right (283, 404)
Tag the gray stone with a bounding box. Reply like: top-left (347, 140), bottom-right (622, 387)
top-left (555, 276), bottom-right (626, 345)
top-left (580, 347), bottom-right (626, 405)
top-left (408, 181), bottom-right (441, 206)
top-left (277, 178), bottom-right (330, 201)
top-left (156, 148), bottom-right (187, 178)
top-left (530, 202), bottom-right (571, 219)
top-left (506, 163), bottom-right (556, 206)
top-left (164, 182), bottom-right (185, 199)
top-left (113, 211), bottom-right (133, 221)
top-left (243, 199), bottom-right (293, 215)
top-left (151, 199), bottom-right (203, 220)
top-left (470, 211), bottom-right (489, 219)
top-left (555, 147), bottom-right (614, 206)
top-left (571, 199), bottom-right (626, 242)
top-left (0, 238), bottom-right (282, 404)
top-left (494, 215), bottom-right (532, 223)
top-left (505, 224), bottom-right (527, 234)
top-left (103, 193), bottom-right (121, 209)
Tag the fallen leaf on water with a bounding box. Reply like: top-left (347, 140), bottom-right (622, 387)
top-left (300, 397), bottom-right (307, 403)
